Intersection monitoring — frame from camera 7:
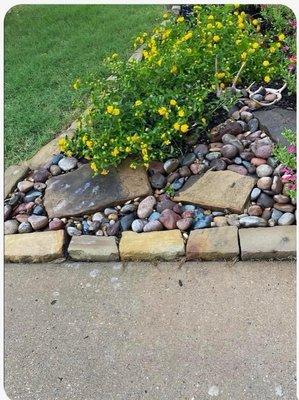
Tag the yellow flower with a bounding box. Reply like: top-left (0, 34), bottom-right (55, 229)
top-left (90, 162), bottom-right (98, 173)
top-left (216, 72), bottom-right (225, 79)
top-left (178, 109), bottom-right (185, 117)
top-left (252, 42), bottom-right (259, 49)
top-left (72, 79), bottom-right (80, 90)
top-left (58, 137), bottom-right (67, 151)
top-left (112, 108), bottom-right (120, 116)
top-left (182, 31), bottom-right (193, 41)
top-left (66, 150), bottom-right (73, 157)
top-left (215, 21), bottom-right (223, 29)
top-left (170, 99), bottom-right (177, 106)
top-left (163, 139), bottom-right (171, 145)
top-left (263, 60), bottom-right (270, 67)
top-left (180, 124), bottom-right (189, 133)
top-left (276, 42), bottom-right (281, 48)
top-left (101, 169), bottom-right (109, 175)
top-left (213, 35), bottom-right (221, 43)
top-left (238, 22), bottom-right (245, 29)
top-left (157, 58), bottom-right (162, 66)
top-left (235, 39), bottom-right (242, 45)
top-left (264, 75), bottom-right (271, 83)
top-left (111, 148), bottom-right (120, 157)
top-left (106, 105), bottom-right (114, 114)
top-left (252, 19), bottom-right (259, 26)
top-left (207, 15), bottom-right (214, 20)
top-left (134, 100), bottom-right (143, 107)
top-left (125, 146), bottom-right (131, 153)
top-left (163, 12), bottom-right (169, 19)
top-left (111, 53), bottom-right (118, 59)
top-left (278, 33), bottom-right (285, 41)
top-left (173, 122), bottom-right (181, 131)
top-left (207, 23), bottom-right (214, 29)
top-left (86, 140), bottom-right (93, 149)
top-left (177, 16), bottom-right (185, 23)
top-left (130, 162), bottom-right (137, 170)
top-left (201, 117), bottom-right (207, 125)
top-left (241, 52), bottom-right (247, 60)
top-left (170, 65), bottom-right (178, 74)
top-left (158, 106), bottom-right (168, 116)
top-left (269, 46), bottom-right (276, 53)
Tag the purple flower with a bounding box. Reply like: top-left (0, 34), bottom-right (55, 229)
top-left (287, 145), bottom-right (296, 154)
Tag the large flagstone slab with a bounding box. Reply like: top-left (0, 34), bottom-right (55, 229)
top-left (174, 170), bottom-right (256, 214)
top-left (44, 160), bottom-right (152, 218)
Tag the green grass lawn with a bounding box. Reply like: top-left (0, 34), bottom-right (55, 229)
top-left (4, 5), bottom-right (163, 167)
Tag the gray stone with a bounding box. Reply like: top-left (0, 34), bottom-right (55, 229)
top-left (28, 215), bottom-right (48, 230)
top-left (239, 216), bottom-right (267, 227)
top-left (50, 165), bottom-right (62, 176)
top-left (67, 226), bottom-right (82, 236)
top-left (222, 134), bottom-right (244, 152)
top-left (44, 161), bottom-right (152, 218)
top-left (221, 144), bottom-right (238, 159)
top-left (271, 176), bottom-right (283, 194)
top-left (137, 196), bottom-right (156, 219)
top-left (256, 164), bottom-right (273, 178)
top-left (248, 118), bottom-right (259, 132)
top-left (4, 220), bottom-right (19, 235)
top-left (164, 159), bottom-right (179, 174)
top-left (143, 220), bottom-right (164, 232)
top-left (150, 173), bottom-right (167, 189)
top-left (257, 193), bottom-right (274, 208)
top-left (240, 226), bottom-right (296, 260)
top-left (194, 144), bottom-right (208, 157)
top-left (120, 204), bottom-right (136, 214)
top-left (132, 219), bottom-right (147, 233)
top-left (271, 209), bottom-right (284, 222)
top-left (278, 213), bottom-right (295, 226)
top-left (250, 188), bottom-right (261, 201)
top-left (181, 153), bottom-right (196, 166)
top-left (4, 205), bottom-right (12, 221)
top-left (18, 222), bottom-right (33, 234)
top-left (171, 178), bottom-right (185, 191)
top-left (254, 108), bottom-right (296, 146)
top-left (120, 213), bottom-right (135, 231)
top-left (210, 159), bottom-right (227, 171)
top-left (32, 169), bottom-right (50, 183)
top-left (58, 157), bottom-right (78, 172)
top-left (23, 190), bottom-right (43, 203)
top-left (205, 152), bottom-right (221, 161)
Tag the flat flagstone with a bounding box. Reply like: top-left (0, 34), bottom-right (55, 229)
top-left (44, 159), bottom-right (152, 219)
top-left (186, 226), bottom-right (239, 261)
top-left (68, 236), bottom-right (119, 261)
top-left (5, 230), bottom-right (65, 263)
top-left (5, 165), bottom-right (29, 199)
top-left (119, 230), bottom-right (185, 261)
top-left (239, 226), bottom-right (296, 260)
top-left (174, 170), bottom-right (256, 213)
top-left (253, 107), bottom-right (296, 146)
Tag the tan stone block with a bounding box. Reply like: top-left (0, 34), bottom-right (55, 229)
top-left (4, 165), bottom-right (29, 198)
top-left (5, 230), bottom-right (65, 263)
top-left (174, 170), bottom-right (256, 213)
top-left (239, 226), bottom-right (296, 260)
top-left (68, 236), bottom-right (119, 261)
top-left (119, 230), bottom-right (185, 261)
top-left (186, 226), bottom-right (239, 261)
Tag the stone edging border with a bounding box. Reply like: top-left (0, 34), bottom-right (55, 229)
top-left (5, 225), bottom-right (296, 263)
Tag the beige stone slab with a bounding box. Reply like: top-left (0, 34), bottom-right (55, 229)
top-left (4, 165), bottom-right (29, 199)
top-left (68, 236), bottom-right (119, 261)
top-left (186, 226), bottom-right (239, 261)
top-left (119, 230), bottom-right (185, 261)
top-left (174, 170), bottom-right (256, 214)
top-left (5, 230), bottom-right (65, 263)
top-left (239, 226), bottom-right (296, 260)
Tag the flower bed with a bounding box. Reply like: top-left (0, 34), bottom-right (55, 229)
top-left (4, 5), bottom-right (297, 249)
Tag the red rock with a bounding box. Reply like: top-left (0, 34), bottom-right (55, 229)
top-left (210, 120), bottom-right (243, 142)
top-left (227, 165), bottom-right (248, 175)
top-left (251, 157), bottom-right (267, 166)
top-left (177, 217), bottom-right (193, 231)
top-left (248, 205), bottom-right (263, 216)
top-left (15, 214), bottom-right (29, 223)
top-left (148, 161), bottom-right (165, 175)
top-left (159, 209), bottom-right (181, 230)
top-left (49, 218), bottom-right (65, 231)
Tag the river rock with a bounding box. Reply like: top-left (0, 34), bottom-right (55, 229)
top-left (257, 193), bottom-right (274, 208)
top-left (159, 209), bottom-right (181, 230)
top-left (120, 204), bottom-right (137, 214)
top-left (194, 144), bottom-right (209, 157)
top-left (67, 226), bottom-right (82, 236)
top-left (23, 190), bottom-right (43, 203)
top-left (252, 144), bottom-right (272, 159)
top-left (32, 169), bottom-right (50, 183)
top-left (171, 178), bottom-right (185, 191)
top-left (5, 220), bottom-right (19, 235)
top-left (156, 198), bottom-right (176, 213)
top-left (274, 203), bottom-right (295, 213)
top-left (250, 188), bottom-right (261, 201)
top-left (251, 158), bottom-right (267, 166)
top-left (248, 205), bottom-right (263, 216)
top-left (120, 213), bottom-right (135, 231)
top-left (220, 144), bottom-right (238, 159)
top-left (150, 173), bottom-right (167, 189)
top-left (213, 216), bottom-right (228, 227)
top-left (132, 219), bottom-right (147, 233)
top-left (176, 217), bottom-right (193, 231)
top-left (273, 194), bottom-right (290, 204)
top-left (248, 118), bottom-right (259, 132)
top-left (227, 165), bottom-right (247, 175)
top-left (271, 209), bottom-right (283, 222)
top-left (257, 177), bottom-right (272, 190)
top-left (181, 153), bottom-right (196, 166)
top-left (271, 176), bottom-right (283, 194)
top-left (28, 215), bottom-right (48, 230)
top-left (210, 120), bottom-right (243, 142)
top-left (4, 205), bottom-right (12, 221)
top-left (58, 157), bottom-right (78, 172)
top-left (239, 216), bottom-right (267, 227)
top-left (107, 221), bottom-right (120, 236)
top-left (148, 161), bottom-right (165, 175)
top-left (18, 222), bottom-right (33, 234)
top-left (137, 196), bottom-right (156, 219)
top-left (256, 164), bottom-right (273, 178)
top-left (278, 212), bottom-right (295, 226)
top-left (222, 134), bottom-right (244, 152)
top-left (17, 180), bottom-right (34, 193)
top-left (49, 218), bottom-right (65, 231)
top-left (164, 159), bottom-right (179, 174)
top-left (50, 165), bottom-right (62, 176)
top-left (143, 220), bottom-right (164, 232)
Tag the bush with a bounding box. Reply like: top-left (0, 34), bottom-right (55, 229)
top-left (62, 5), bottom-right (294, 175)
top-left (272, 129), bottom-right (296, 200)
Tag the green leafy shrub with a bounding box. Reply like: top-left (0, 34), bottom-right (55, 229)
top-left (62, 5), bottom-right (294, 175)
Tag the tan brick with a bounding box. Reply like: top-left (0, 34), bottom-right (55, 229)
top-left (68, 236), bottom-right (119, 261)
top-left (119, 230), bottom-right (185, 261)
top-left (186, 226), bottom-right (239, 261)
top-left (239, 226), bottom-right (296, 260)
top-left (5, 230), bottom-right (65, 263)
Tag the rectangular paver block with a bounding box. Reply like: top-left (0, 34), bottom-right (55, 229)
top-left (68, 236), bottom-right (119, 261)
top-left (186, 226), bottom-right (239, 261)
top-left (119, 230), bottom-right (185, 261)
top-left (5, 230), bottom-right (65, 263)
top-left (239, 226), bottom-right (296, 260)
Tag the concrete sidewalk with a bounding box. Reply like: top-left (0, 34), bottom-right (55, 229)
top-left (4, 260), bottom-right (296, 399)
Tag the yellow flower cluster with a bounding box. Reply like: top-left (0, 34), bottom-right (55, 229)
top-left (158, 106), bottom-right (169, 118)
top-left (106, 105), bottom-right (120, 116)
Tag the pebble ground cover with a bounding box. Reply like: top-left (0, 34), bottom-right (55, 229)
top-left (4, 5), bottom-right (297, 244)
